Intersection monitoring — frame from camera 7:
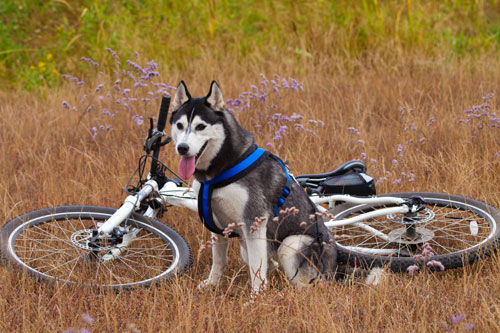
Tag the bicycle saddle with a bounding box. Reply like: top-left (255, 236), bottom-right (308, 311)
top-left (295, 160), bottom-right (367, 185)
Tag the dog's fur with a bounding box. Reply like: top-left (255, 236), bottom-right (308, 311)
top-left (169, 81), bottom-right (383, 292)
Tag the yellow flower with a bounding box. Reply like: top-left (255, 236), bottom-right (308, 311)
top-left (38, 61), bottom-right (46, 68)
top-left (46, 54), bottom-right (53, 60)
top-left (30, 65), bottom-right (35, 70)
top-left (52, 68), bottom-right (59, 75)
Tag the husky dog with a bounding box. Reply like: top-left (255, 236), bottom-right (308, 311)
top-left (169, 81), bottom-right (383, 292)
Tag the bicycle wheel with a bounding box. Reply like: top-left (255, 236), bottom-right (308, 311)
top-left (330, 193), bottom-right (500, 272)
top-left (0, 206), bottom-right (192, 289)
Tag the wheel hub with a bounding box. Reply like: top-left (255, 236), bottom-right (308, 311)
top-left (387, 227), bottom-right (435, 245)
top-left (70, 229), bottom-right (112, 251)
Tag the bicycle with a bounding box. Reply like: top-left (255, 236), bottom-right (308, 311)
top-left (1, 94), bottom-right (499, 289)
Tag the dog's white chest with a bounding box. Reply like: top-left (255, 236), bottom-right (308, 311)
top-left (192, 180), bottom-right (249, 229)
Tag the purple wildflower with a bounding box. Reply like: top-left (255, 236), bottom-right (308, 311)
top-left (81, 56), bottom-right (99, 67)
top-left (232, 98), bottom-right (243, 106)
top-left (463, 324), bottom-right (475, 330)
top-left (127, 59), bottom-right (146, 74)
top-left (61, 74), bottom-right (78, 82)
top-left (132, 115), bottom-right (143, 126)
top-left (291, 113), bottom-right (304, 120)
top-left (146, 59), bottom-right (158, 71)
top-left (106, 48), bottom-right (120, 60)
top-left (426, 260), bottom-right (445, 271)
top-left (127, 71), bottom-right (137, 82)
top-left (450, 314), bottom-right (465, 325)
top-left (407, 264), bottom-right (419, 275)
top-left (62, 101), bottom-right (70, 109)
top-left (421, 244), bottom-right (436, 258)
top-left (273, 86), bottom-right (281, 98)
top-left (483, 92), bottom-right (494, 100)
top-left (91, 127), bottom-right (98, 140)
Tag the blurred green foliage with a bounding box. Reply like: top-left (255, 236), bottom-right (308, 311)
top-left (1, 0), bottom-right (499, 90)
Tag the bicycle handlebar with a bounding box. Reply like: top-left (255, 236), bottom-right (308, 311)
top-left (157, 94), bottom-right (171, 132)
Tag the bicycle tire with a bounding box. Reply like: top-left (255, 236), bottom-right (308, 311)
top-left (330, 192), bottom-right (500, 272)
top-left (0, 206), bottom-right (192, 289)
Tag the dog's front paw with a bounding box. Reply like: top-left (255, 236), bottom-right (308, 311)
top-left (197, 279), bottom-right (217, 290)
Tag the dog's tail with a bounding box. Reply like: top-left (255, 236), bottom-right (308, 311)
top-left (335, 265), bottom-right (386, 285)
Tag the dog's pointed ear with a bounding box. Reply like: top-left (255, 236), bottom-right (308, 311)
top-left (172, 80), bottom-right (191, 111)
top-left (206, 80), bottom-right (224, 111)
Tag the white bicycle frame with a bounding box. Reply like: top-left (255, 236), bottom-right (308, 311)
top-left (97, 179), bottom-right (419, 256)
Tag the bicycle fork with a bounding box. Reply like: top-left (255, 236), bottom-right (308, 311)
top-left (86, 180), bottom-right (159, 261)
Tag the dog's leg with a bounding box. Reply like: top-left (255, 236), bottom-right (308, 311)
top-left (198, 232), bottom-right (229, 289)
top-left (241, 221), bottom-right (268, 293)
top-left (239, 239), bottom-right (248, 265)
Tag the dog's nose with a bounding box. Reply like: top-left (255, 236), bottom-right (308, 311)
top-left (177, 143), bottom-right (189, 155)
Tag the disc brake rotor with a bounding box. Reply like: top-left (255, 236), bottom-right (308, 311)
top-left (387, 208), bottom-right (435, 224)
top-left (70, 229), bottom-right (112, 251)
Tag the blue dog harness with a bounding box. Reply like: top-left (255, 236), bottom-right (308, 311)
top-left (197, 145), bottom-right (294, 237)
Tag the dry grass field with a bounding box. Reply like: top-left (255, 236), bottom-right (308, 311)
top-left (1, 1), bottom-right (500, 332)
top-left (0, 53), bottom-right (499, 332)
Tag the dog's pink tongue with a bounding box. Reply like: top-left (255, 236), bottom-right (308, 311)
top-left (178, 156), bottom-right (196, 180)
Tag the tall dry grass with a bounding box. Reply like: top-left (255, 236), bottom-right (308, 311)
top-left (0, 52), bottom-right (499, 331)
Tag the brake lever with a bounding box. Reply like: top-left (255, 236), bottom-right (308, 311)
top-left (159, 136), bottom-right (171, 146)
top-left (144, 131), bottom-right (164, 153)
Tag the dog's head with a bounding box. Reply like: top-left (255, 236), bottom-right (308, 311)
top-left (309, 239), bottom-right (338, 281)
top-left (169, 81), bottom-right (226, 180)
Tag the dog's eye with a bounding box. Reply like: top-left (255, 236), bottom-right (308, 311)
top-left (195, 124), bottom-right (206, 131)
top-left (176, 123), bottom-right (184, 130)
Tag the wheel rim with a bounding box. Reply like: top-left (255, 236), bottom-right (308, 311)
top-left (332, 197), bottom-right (497, 257)
top-left (8, 211), bottom-right (180, 288)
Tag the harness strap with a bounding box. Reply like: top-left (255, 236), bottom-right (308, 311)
top-left (271, 155), bottom-right (294, 217)
top-left (198, 145), bottom-right (268, 237)
top-left (197, 145), bottom-right (295, 237)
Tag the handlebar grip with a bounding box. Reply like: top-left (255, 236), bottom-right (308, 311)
top-left (157, 94), bottom-right (171, 132)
